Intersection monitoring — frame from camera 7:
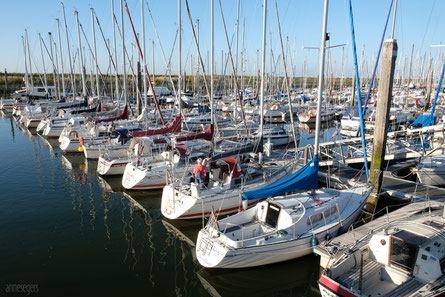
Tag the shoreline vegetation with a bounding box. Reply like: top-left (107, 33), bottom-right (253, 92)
top-left (0, 72), bottom-right (354, 97)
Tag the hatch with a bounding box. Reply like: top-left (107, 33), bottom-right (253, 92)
top-left (265, 203), bottom-right (280, 229)
top-left (390, 230), bottom-right (426, 273)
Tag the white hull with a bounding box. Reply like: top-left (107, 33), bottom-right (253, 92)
top-left (25, 118), bottom-right (41, 128)
top-left (97, 156), bottom-right (131, 176)
top-left (162, 165), bottom-right (293, 220)
top-left (416, 156), bottom-right (445, 186)
top-left (122, 158), bottom-right (178, 190)
top-left (59, 136), bottom-right (82, 153)
top-left (196, 186), bottom-right (371, 269)
top-left (196, 208), bottom-right (361, 268)
top-left (82, 144), bottom-right (129, 160)
top-left (122, 163), bottom-right (169, 190)
top-left (416, 168), bottom-right (445, 186)
top-left (265, 135), bottom-right (290, 146)
top-left (43, 125), bottom-right (65, 138)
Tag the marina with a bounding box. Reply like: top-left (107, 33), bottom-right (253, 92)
top-left (2, 0), bottom-right (445, 296)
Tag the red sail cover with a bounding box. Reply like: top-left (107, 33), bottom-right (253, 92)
top-left (95, 105), bottom-right (129, 123)
top-left (154, 124), bottom-right (214, 144)
top-left (132, 114), bottom-right (182, 137)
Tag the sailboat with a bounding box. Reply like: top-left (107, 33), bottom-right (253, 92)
top-left (194, 0), bottom-right (373, 269)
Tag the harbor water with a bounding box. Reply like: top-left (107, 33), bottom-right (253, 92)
top-left (0, 113), bottom-right (339, 297)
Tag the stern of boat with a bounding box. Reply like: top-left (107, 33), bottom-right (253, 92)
top-left (161, 184), bottom-right (198, 219)
top-left (122, 163), bottom-right (149, 190)
top-left (196, 227), bottom-right (228, 268)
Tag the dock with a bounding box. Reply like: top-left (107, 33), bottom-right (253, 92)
top-left (319, 163), bottom-right (445, 201)
top-left (294, 123), bottom-right (445, 167)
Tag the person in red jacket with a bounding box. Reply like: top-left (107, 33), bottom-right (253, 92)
top-left (194, 158), bottom-right (206, 185)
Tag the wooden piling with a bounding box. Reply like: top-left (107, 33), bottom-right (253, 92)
top-left (425, 58), bottom-right (433, 111)
top-left (364, 39), bottom-right (398, 215)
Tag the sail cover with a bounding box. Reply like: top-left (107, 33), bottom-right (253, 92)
top-left (242, 157), bottom-right (319, 201)
top-left (132, 114), bottom-right (181, 137)
top-left (410, 114), bottom-right (436, 128)
top-left (95, 105), bottom-right (129, 123)
top-left (153, 124), bottom-right (214, 144)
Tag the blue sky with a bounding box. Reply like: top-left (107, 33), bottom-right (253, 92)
top-left (0, 0), bottom-right (444, 78)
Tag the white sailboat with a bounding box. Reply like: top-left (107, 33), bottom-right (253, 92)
top-left (318, 201), bottom-right (445, 297)
top-left (195, 0), bottom-right (373, 269)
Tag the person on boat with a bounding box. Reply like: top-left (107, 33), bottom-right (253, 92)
top-left (107, 122), bottom-right (115, 143)
top-left (194, 158), bottom-right (206, 186)
top-left (203, 156), bottom-right (210, 187)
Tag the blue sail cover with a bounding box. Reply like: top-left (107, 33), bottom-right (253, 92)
top-left (242, 157), bottom-right (319, 201)
top-left (411, 114), bottom-right (436, 127)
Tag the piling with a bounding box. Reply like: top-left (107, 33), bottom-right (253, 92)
top-left (364, 39), bottom-right (398, 215)
top-left (425, 58), bottom-right (433, 111)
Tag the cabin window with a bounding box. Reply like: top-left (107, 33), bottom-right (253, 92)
top-left (390, 236), bottom-right (419, 273)
top-left (307, 213), bottom-right (323, 225)
top-left (323, 206), bottom-right (337, 218)
top-left (265, 204), bottom-right (280, 229)
top-left (37, 88), bottom-right (46, 92)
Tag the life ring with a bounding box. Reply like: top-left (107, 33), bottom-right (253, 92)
top-left (271, 104), bottom-right (278, 110)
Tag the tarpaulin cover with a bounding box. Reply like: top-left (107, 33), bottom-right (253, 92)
top-left (410, 114), bottom-right (436, 127)
top-left (132, 113), bottom-right (181, 137)
top-left (242, 157), bottom-right (319, 201)
top-left (94, 105), bottom-right (128, 123)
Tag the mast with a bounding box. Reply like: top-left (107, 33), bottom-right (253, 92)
top-left (48, 32), bottom-right (60, 100)
top-left (25, 29), bottom-right (34, 90)
top-left (22, 36), bottom-right (30, 91)
top-left (49, 32), bottom-right (60, 100)
top-left (259, 0), bottom-right (267, 164)
top-left (54, 42), bottom-right (61, 96)
top-left (61, 3), bottom-right (75, 98)
top-left (141, 0), bottom-right (148, 109)
top-left (152, 40), bottom-right (155, 85)
top-left (111, 0), bottom-right (120, 102)
top-left (210, 0), bottom-right (214, 125)
top-left (38, 33), bottom-right (48, 91)
top-left (314, 0), bottom-right (329, 157)
top-left (178, 0), bottom-right (182, 110)
top-left (56, 19), bottom-right (66, 97)
top-left (91, 8), bottom-right (100, 101)
top-left (75, 10), bottom-right (87, 97)
top-left (196, 19), bottom-right (200, 96)
top-left (120, 0), bottom-right (128, 104)
top-left (274, 0), bottom-right (298, 151)
top-left (234, 0), bottom-right (240, 119)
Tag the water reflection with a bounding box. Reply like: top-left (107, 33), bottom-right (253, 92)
top-left (1, 114), bottom-right (330, 297)
top-left (197, 255), bottom-right (321, 297)
top-left (38, 135), bottom-right (59, 157)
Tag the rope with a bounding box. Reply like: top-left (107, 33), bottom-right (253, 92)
top-left (337, 163), bottom-right (365, 190)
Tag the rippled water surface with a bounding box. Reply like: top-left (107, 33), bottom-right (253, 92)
top-left (0, 113), bottom-right (332, 297)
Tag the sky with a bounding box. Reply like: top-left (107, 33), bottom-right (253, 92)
top-left (0, 0), bottom-right (444, 80)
